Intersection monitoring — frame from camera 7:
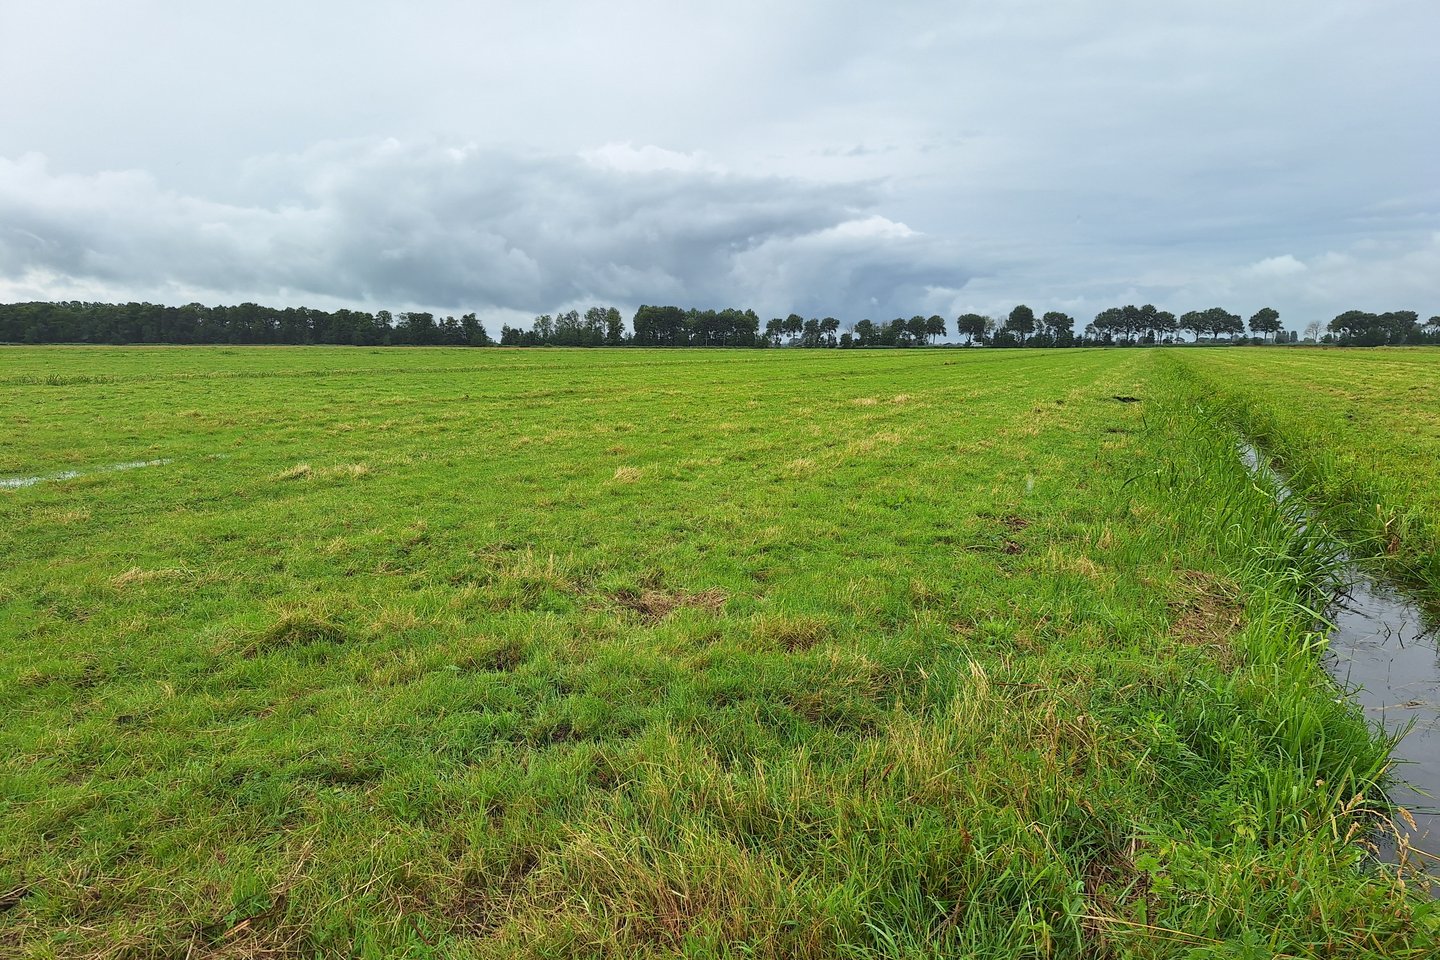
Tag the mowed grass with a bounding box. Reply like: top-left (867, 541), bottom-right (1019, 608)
top-left (1169, 347), bottom-right (1440, 600)
top-left (1, 347), bottom-right (1434, 958)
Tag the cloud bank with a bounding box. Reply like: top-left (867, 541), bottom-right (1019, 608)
top-left (0, 142), bottom-right (965, 320)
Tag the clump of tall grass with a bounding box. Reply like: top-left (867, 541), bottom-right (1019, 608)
top-left (1142, 365), bottom-right (1414, 888)
top-left (246, 603), bottom-right (350, 654)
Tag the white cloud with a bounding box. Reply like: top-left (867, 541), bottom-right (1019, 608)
top-left (581, 143), bottom-right (724, 175)
top-left (1245, 255), bottom-right (1308, 278)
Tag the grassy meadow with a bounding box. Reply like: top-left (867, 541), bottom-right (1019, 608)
top-left (2, 346), bottom-right (1437, 958)
top-left (1168, 349), bottom-right (1440, 602)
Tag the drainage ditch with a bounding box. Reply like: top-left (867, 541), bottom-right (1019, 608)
top-left (1240, 442), bottom-right (1438, 876)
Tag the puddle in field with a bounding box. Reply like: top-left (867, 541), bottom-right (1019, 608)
top-left (0, 458), bottom-right (173, 489)
top-left (1240, 443), bottom-right (1440, 874)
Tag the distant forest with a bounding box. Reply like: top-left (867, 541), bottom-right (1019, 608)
top-left (1, 300), bottom-right (1436, 348)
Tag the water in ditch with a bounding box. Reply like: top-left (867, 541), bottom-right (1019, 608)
top-left (1240, 443), bottom-right (1439, 876)
top-left (1328, 575), bottom-right (1439, 871)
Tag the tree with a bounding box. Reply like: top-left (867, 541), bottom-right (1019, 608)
top-left (1093, 307), bottom-right (1125, 343)
top-left (1179, 311), bottom-right (1206, 342)
top-left (955, 313), bottom-right (987, 346)
top-left (1041, 311), bottom-right (1075, 345)
top-left (689, 309), bottom-right (718, 346)
top-left (781, 313), bottom-right (804, 345)
top-left (1182, 306), bottom-right (1243, 342)
top-left (820, 316), bottom-right (840, 347)
top-left (906, 315), bottom-right (929, 345)
top-left (460, 312), bottom-right (491, 346)
top-left (1385, 311), bottom-right (1421, 344)
top-left (801, 317), bottom-right (821, 347)
top-left (1328, 310), bottom-right (1374, 343)
top-left (1006, 304), bottom-right (1036, 343)
top-left (1248, 307), bottom-right (1281, 342)
top-left (551, 309), bottom-right (584, 346)
top-left (574, 307), bottom-right (605, 346)
top-left (925, 315), bottom-right (947, 344)
top-left (1152, 310), bottom-right (1178, 343)
top-left (886, 318), bottom-right (910, 347)
top-left (604, 308), bottom-right (625, 345)
top-left (1328, 309), bottom-right (1419, 346)
top-left (632, 305), bottom-right (689, 345)
top-left (854, 318), bottom-right (878, 346)
top-left (1134, 304), bottom-right (1157, 342)
top-left (438, 316), bottom-right (463, 345)
top-left (398, 311), bottom-right (439, 345)
top-left (764, 317), bottom-right (783, 346)
top-left (732, 310), bottom-right (761, 347)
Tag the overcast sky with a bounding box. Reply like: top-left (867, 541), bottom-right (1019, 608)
top-left (2, 0), bottom-right (1436, 330)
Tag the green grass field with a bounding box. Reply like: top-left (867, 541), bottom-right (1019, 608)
top-left (1168, 349), bottom-right (1440, 602)
top-left (2, 346), bottom-right (1437, 958)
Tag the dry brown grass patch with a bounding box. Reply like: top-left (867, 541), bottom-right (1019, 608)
top-left (613, 588), bottom-right (728, 623)
top-left (111, 566), bottom-right (190, 588)
top-left (367, 604), bottom-right (426, 637)
top-left (1080, 838), bottom-right (1155, 951)
top-left (462, 635), bottom-right (528, 672)
top-left (752, 613), bottom-right (834, 652)
top-left (34, 507), bottom-right (91, 525)
top-left (1169, 570), bottom-right (1245, 652)
top-left (184, 922), bottom-right (308, 960)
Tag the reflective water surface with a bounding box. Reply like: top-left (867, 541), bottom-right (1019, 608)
top-left (1240, 443), bottom-right (1439, 873)
top-left (0, 458), bottom-right (172, 489)
top-left (1327, 575), bottom-right (1439, 869)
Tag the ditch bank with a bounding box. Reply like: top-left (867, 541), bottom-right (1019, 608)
top-left (1242, 442), bottom-right (1440, 876)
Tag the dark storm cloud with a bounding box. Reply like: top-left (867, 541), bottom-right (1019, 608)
top-left (0, 142), bottom-right (966, 318)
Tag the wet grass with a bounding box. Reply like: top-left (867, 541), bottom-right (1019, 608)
top-left (1, 346), bottom-right (1436, 957)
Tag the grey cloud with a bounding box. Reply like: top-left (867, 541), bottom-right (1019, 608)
top-left (0, 141), bottom-right (968, 319)
top-left (1, 1), bottom-right (1437, 325)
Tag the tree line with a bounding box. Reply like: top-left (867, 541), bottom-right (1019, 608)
top-left (0, 301), bottom-right (493, 347)
top-left (1, 299), bottom-right (1436, 347)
